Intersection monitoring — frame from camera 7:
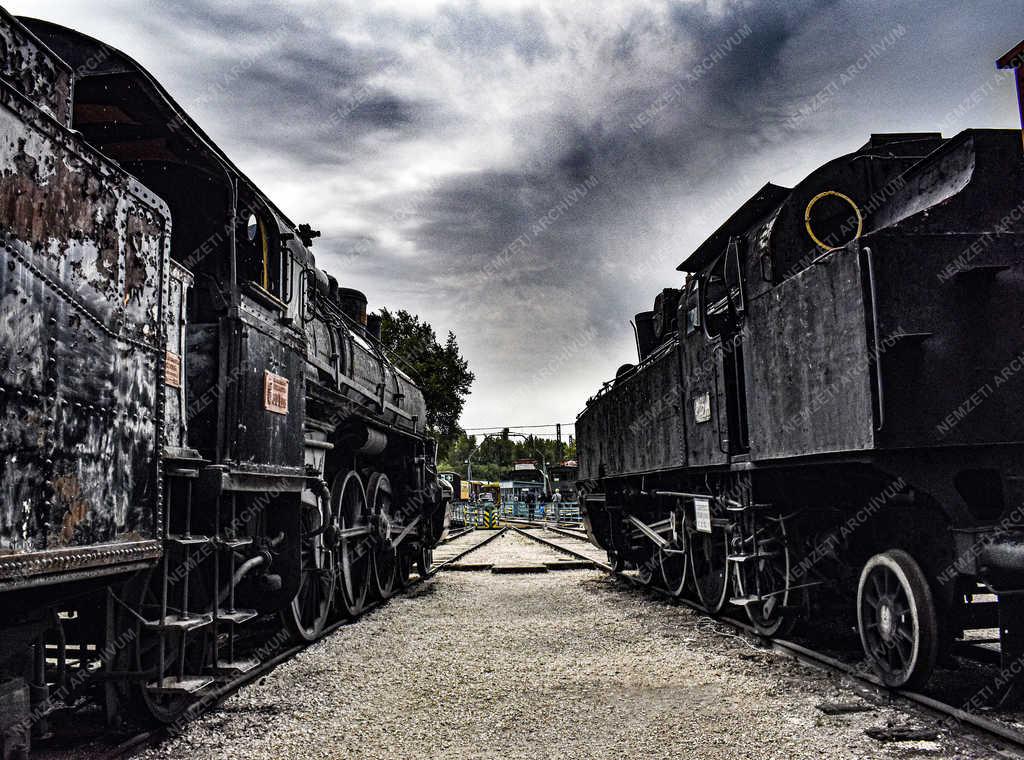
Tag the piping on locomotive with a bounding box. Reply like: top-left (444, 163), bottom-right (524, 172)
top-left (0, 7), bottom-right (448, 743)
top-left (577, 48), bottom-right (1024, 694)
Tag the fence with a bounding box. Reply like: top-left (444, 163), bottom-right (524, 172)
top-left (501, 500), bottom-right (582, 526)
top-left (450, 502), bottom-right (500, 528)
top-left (450, 501), bottom-right (582, 528)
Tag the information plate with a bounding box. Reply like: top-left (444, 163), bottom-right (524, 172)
top-left (694, 392), bottom-right (711, 423)
top-left (694, 497), bottom-right (712, 534)
top-left (264, 371), bottom-right (289, 415)
top-left (165, 351), bottom-right (182, 388)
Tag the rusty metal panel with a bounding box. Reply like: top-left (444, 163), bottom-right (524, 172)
top-left (0, 74), bottom-right (167, 580)
top-left (745, 249), bottom-right (875, 459)
top-left (0, 9), bottom-right (72, 127)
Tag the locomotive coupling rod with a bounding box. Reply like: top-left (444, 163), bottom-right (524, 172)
top-left (627, 515), bottom-right (669, 549)
top-left (390, 515), bottom-right (420, 550)
top-left (651, 490), bottom-right (743, 509)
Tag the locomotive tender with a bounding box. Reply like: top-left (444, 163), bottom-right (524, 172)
top-left (578, 82), bottom-right (1024, 689)
top-left (0, 9), bottom-right (446, 751)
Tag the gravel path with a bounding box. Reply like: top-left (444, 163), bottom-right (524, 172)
top-left (138, 532), bottom-right (1019, 760)
top-left (465, 529), bottom-right (566, 565)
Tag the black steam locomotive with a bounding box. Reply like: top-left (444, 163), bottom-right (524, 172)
top-left (578, 113), bottom-right (1024, 689)
top-left (0, 9), bottom-right (446, 750)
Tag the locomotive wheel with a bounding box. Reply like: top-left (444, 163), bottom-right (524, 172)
top-left (606, 551), bottom-right (625, 573)
top-left (417, 545), bottom-right (434, 577)
top-left (690, 527), bottom-right (730, 614)
top-left (660, 539), bottom-right (690, 597)
top-left (395, 549), bottom-right (414, 588)
top-left (733, 515), bottom-right (795, 637)
top-left (367, 474), bottom-right (397, 600)
top-left (857, 550), bottom-right (939, 690)
top-left (334, 471), bottom-right (371, 618)
top-left (285, 493), bottom-right (336, 641)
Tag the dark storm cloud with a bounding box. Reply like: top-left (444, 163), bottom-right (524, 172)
top-left (430, 2), bottom-right (555, 63)
top-left (9, 0), bottom-right (1024, 427)
top-left (124, 0), bottom-right (442, 167)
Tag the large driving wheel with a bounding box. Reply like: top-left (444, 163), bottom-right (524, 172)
top-left (732, 513), bottom-right (795, 637)
top-left (857, 549), bottom-right (939, 690)
top-left (660, 539), bottom-right (690, 597)
top-left (334, 471), bottom-right (371, 618)
top-left (395, 549), bottom-right (414, 589)
top-left (690, 525), bottom-right (730, 614)
top-left (367, 473), bottom-right (398, 600)
top-left (285, 491), bottom-right (336, 641)
top-left (637, 552), bottom-right (656, 586)
top-left (417, 544), bottom-right (434, 578)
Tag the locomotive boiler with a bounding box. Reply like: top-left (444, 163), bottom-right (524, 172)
top-left (577, 121), bottom-right (1024, 693)
top-left (0, 8), bottom-right (446, 751)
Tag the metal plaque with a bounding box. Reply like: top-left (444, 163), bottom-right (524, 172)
top-left (165, 351), bottom-right (182, 388)
top-left (694, 497), bottom-right (712, 534)
top-left (693, 392), bottom-right (711, 423)
top-left (264, 371), bottom-right (289, 415)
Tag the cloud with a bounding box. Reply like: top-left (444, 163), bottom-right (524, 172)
top-left (10, 0), bottom-right (1024, 432)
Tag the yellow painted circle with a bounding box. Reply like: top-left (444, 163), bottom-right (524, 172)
top-left (804, 190), bottom-right (863, 251)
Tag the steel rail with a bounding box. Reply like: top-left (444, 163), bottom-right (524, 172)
top-left (431, 527), bottom-right (508, 570)
top-left (514, 526), bottom-right (1024, 754)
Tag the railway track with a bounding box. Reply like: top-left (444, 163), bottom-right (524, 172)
top-left (97, 528), bottom-right (500, 759)
top-left (511, 526), bottom-right (1024, 754)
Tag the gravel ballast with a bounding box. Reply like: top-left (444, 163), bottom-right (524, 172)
top-left (138, 532), bottom-right (1018, 759)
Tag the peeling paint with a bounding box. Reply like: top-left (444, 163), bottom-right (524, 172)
top-left (0, 61), bottom-right (166, 564)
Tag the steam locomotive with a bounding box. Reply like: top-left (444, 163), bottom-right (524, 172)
top-left (0, 9), bottom-right (447, 752)
top-left (577, 113), bottom-right (1024, 689)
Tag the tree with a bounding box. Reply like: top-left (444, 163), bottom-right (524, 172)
top-left (439, 431), bottom-right (577, 480)
top-left (379, 309), bottom-right (474, 441)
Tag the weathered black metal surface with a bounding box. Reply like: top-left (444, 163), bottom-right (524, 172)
top-left (0, 46), bottom-right (166, 578)
top-left (745, 248), bottom-right (874, 459)
top-left (577, 342), bottom-right (684, 481)
top-left (678, 320), bottom-right (729, 469)
top-left (0, 9), bottom-right (444, 735)
top-left (0, 7), bottom-right (72, 127)
top-left (578, 127), bottom-right (1024, 630)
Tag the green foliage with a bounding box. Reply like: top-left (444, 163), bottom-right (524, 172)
top-left (379, 308), bottom-right (474, 440)
top-left (439, 431), bottom-right (576, 480)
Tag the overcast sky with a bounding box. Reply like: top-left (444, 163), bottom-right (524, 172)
top-left (12, 0), bottom-right (1023, 437)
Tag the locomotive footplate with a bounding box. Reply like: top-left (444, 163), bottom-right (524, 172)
top-left (199, 465), bottom-right (309, 495)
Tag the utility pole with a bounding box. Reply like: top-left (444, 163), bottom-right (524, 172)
top-left (999, 40), bottom-right (1024, 152)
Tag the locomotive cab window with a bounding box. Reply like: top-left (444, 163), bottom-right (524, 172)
top-left (701, 256), bottom-right (731, 339)
top-left (239, 207), bottom-right (290, 302)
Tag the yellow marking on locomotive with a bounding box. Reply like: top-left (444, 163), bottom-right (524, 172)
top-left (804, 190), bottom-right (862, 252)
